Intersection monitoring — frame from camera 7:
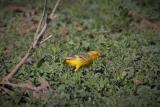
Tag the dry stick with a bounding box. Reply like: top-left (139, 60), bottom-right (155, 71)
top-left (1, 20), bottom-right (47, 82)
top-left (34, 0), bottom-right (47, 39)
top-left (5, 81), bottom-right (36, 91)
top-left (1, 0), bottom-right (47, 83)
top-left (49, 0), bottom-right (61, 20)
top-left (1, 47), bottom-right (32, 83)
top-left (40, 34), bottom-right (53, 44)
top-left (32, 22), bottom-right (47, 48)
top-left (0, 0), bottom-right (61, 86)
top-left (2, 23), bottom-right (47, 83)
top-left (4, 77), bottom-right (49, 92)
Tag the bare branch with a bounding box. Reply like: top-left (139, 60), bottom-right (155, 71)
top-left (0, 0), bottom-right (61, 92)
top-left (49, 0), bottom-right (61, 20)
top-left (40, 35), bottom-right (53, 44)
top-left (0, 0), bottom-right (48, 83)
top-left (34, 0), bottom-right (47, 39)
top-left (32, 23), bottom-right (47, 48)
top-left (2, 77), bottom-right (49, 92)
top-left (1, 47), bottom-right (32, 82)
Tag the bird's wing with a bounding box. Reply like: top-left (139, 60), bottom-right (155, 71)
top-left (79, 54), bottom-right (89, 60)
top-left (64, 55), bottom-right (81, 60)
top-left (64, 54), bottom-right (89, 61)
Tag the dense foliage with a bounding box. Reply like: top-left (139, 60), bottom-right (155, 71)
top-left (0, 0), bottom-right (160, 106)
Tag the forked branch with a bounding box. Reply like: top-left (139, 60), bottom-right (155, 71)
top-left (0, 0), bottom-right (61, 93)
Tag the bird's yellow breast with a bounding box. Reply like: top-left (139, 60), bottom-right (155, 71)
top-left (64, 58), bottom-right (92, 67)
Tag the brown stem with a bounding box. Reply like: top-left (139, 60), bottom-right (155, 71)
top-left (0, 0), bottom-right (48, 84)
top-left (0, 0), bottom-right (61, 94)
top-left (49, 0), bottom-right (61, 20)
top-left (3, 77), bottom-right (49, 92)
top-left (40, 34), bottom-right (53, 44)
top-left (34, 0), bottom-right (47, 38)
top-left (2, 47), bottom-right (32, 82)
top-left (32, 23), bottom-right (47, 48)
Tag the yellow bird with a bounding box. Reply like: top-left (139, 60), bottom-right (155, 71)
top-left (64, 51), bottom-right (104, 71)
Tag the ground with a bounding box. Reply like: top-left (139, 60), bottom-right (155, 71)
top-left (0, 0), bottom-right (160, 107)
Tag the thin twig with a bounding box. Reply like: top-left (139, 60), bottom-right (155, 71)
top-left (0, 0), bottom-right (61, 94)
top-left (49, 0), bottom-right (61, 20)
top-left (40, 35), bottom-right (53, 44)
top-left (34, 0), bottom-right (47, 39)
top-left (32, 22), bottom-right (47, 48)
top-left (1, 47), bottom-right (32, 82)
top-left (1, 0), bottom-right (47, 83)
top-left (3, 78), bottom-right (49, 92)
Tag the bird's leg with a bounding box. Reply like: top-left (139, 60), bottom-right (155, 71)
top-left (74, 65), bottom-right (81, 71)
